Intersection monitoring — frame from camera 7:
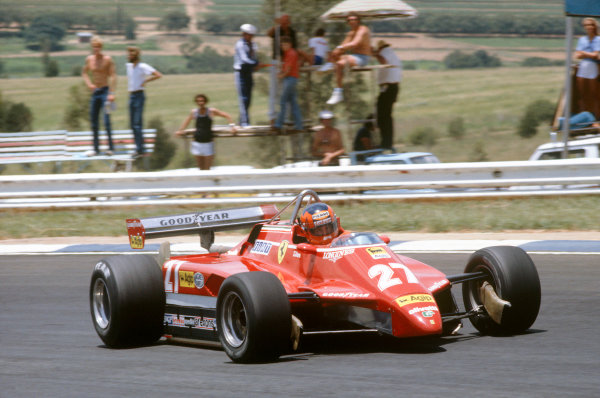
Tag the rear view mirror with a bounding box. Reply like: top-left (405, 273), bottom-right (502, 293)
top-left (297, 243), bottom-right (317, 254)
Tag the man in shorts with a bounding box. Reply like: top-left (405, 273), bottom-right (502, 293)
top-left (325, 12), bottom-right (372, 105)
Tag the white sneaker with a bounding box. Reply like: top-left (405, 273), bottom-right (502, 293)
top-left (326, 89), bottom-right (344, 105)
top-left (318, 62), bottom-right (334, 73)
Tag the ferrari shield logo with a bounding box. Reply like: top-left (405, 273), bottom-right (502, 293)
top-left (278, 240), bottom-right (289, 264)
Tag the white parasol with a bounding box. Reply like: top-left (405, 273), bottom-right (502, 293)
top-left (320, 0), bottom-right (418, 21)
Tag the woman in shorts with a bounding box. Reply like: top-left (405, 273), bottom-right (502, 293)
top-left (176, 94), bottom-right (236, 170)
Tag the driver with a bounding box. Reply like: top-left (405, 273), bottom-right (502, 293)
top-left (300, 202), bottom-right (339, 245)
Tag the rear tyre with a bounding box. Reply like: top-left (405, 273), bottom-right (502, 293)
top-left (217, 272), bottom-right (291, 363)
top-left (90, 255), bottom-right (165, 347)
top-left (462, 246), bottom-right (541, 335)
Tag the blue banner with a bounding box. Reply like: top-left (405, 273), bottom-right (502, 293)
top-left (565, 0), bottom-right (600, 17)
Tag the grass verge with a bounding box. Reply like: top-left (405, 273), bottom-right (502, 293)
top-left (1, 196), bottom-right (597, 239)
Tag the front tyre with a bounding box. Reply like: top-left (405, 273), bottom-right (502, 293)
top-left (90, 255), bottom-right (165, 347)
top-left (217, 272), bottom-right (291, 363)
top-left (462, 246), bottom-right (541, 335)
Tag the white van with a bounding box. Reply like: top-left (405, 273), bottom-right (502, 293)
top-left (529, 135), bottom-right (600, 160)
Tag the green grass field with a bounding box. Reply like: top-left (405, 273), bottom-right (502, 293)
top-left (1, 196), bottom-right (597, 239)
top-left (0, 66), bottom-right (564, 168)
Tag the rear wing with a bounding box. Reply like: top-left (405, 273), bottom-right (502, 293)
top-left (126, 204), bottom-right (278, 250)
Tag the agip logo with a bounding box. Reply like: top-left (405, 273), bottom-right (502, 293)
top-left (366, 247), bottom-right (390, 259)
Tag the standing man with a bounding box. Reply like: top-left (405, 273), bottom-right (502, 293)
top-left (373, 40), bottom-right (401, 149)
top-left (326, 12), bottom-right (372, 105)
top-left (311, 110), bottom-right (345, 166)
top-left (126, 46), bottom-right (162, 156)
top-left (234, 24), bottom-right (259, 127)
top-left (267, 14), bottom-right (297, 126)
top-left (82, 36), bottom-right (116, 156)
top-left (273, 36), bottom-right (303, 132)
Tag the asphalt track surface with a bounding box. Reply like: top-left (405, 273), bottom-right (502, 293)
top-left (1, 252), bottom-right (598, 398)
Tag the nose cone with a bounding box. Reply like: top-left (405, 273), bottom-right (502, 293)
top-left (392, 293), bottom-right (442, 337)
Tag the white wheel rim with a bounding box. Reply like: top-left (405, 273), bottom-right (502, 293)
top-left (221, 291), bottom-right (247, 348)
top-left (92, 279), bottom-right (111, 329)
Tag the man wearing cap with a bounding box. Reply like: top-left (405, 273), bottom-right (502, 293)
top-left (126, 46), bottom-right (162, 156)
top-left (234, 24), bottom-right (259, 127)
top-left (311, 110), bottom-right (345, 166)
top-left (373, 40), bottom-right (401, 149)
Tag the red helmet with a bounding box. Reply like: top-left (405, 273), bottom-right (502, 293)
top-left (300, 203), bottom-right (338, 245)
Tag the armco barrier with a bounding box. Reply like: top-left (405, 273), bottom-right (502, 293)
top-left (0, 159), bottom-right (599, 209)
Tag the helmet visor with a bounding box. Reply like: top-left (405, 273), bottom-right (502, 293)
top-left (310, 222), bottom-right (336, 237)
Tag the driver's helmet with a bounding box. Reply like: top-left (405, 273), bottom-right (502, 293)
top-left (300, 202), bottom-right (338, 245)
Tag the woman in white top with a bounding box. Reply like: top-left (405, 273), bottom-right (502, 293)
top-left (575, 18), bottom-right (600, 118)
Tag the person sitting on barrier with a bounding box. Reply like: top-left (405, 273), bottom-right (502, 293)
top-left (311, 110), bottom-right (345, 166)
top-left (175, 94), bottom-right (237, 170)
top-left (324, 12), bottom-right (372, 105)
top-left (558, 111), bottom-right (600, 131)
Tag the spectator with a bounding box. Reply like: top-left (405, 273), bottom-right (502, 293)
top-left (308, 28), bottom-right (329, 66)
top-left (273, 36), bottom-right (303, 133)
top-left (373, 40), bottom-right (402, 149)
top-left (267, 14), bottom-right (297, 125)
top-left (575, 18), bottom-right (600, 117)
top-left (311, 110), bottom-right (345, 166)
top-left (324, 12), bottom-right (372, 105)
top-left (353, 115), bottom-right (374, 152)
top-left (126, 46), bottom-right (162, 156)
top-left (81, 36), bottom-right (116, 156)
top-left (234, 24), bottom-right (260, 127)
top-left (175, 94), bottom-right (237, 170)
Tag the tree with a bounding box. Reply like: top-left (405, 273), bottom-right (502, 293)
top-left (158, 11), bottom-right (190, 33)
top-left (23, 15), bottom-right (66, 51)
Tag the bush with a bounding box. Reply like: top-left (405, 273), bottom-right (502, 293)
top-left (185, 46), bottom-right (232, 73)
top-left (444, 50), bottom-right (501, 69)
top-left (147, 117), bottom-right (176, 170)
top-left (44, 59), bottom-right (59, 77)
top-left (516, 98), bottom-right (555, 138)
top-left (158, 11), bottom-right (190, 33)
top-left (408, 126), bottom-right (437, 147)
top-left (470, 141), bottom-right (488, 162)
top-left (521, 57), bottom-right (560, 67)
top-left (62, 83), bottom-right (90, 130)
top-left (3, 102), bottom-right (34, 132)
top-left (448, 116), bottom-right (465, 139)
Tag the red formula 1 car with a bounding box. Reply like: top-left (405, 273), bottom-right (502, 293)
top-left (90, 190), bottom-right (541, 363)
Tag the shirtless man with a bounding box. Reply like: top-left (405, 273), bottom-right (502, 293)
top-left (326, 12), bottom-right (372, 105)
top-left (311, 110), bottom-right (345, 166)
top-left (82, 36), bottom-right (117, 155)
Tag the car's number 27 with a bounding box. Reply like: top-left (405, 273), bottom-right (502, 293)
top-left (368, 263), bottom-right (418, 291)
top-left (164, 260), bottom-right (186, 293)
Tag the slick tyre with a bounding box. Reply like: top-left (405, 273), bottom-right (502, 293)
top-left (217, 272), bottom-right (291, 363)
top-left (90, 255), bottom-right (165, 347)
top-left (462, 246), bottom-right (541, 335)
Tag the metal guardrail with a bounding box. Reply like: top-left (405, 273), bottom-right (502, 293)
top-left (0, 159), bottom-right (599, 209)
